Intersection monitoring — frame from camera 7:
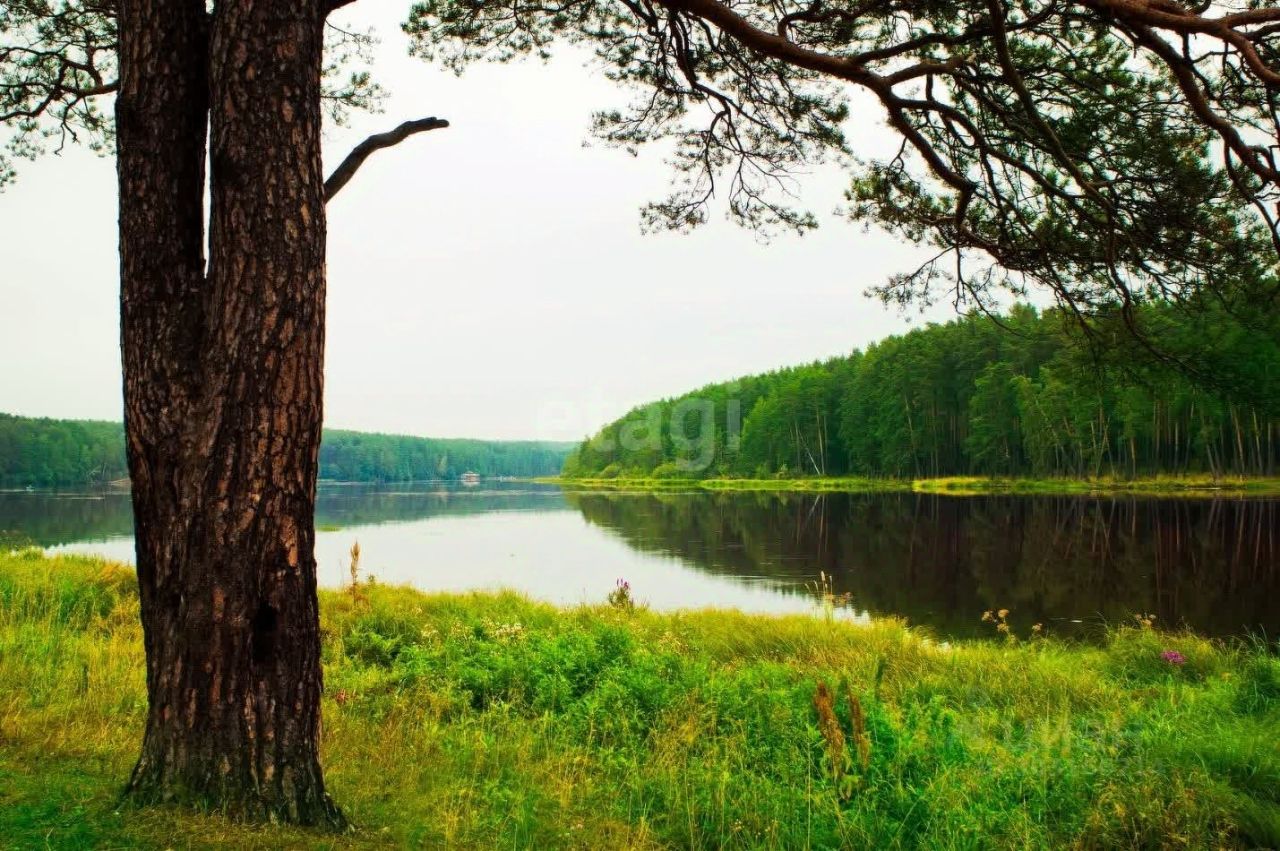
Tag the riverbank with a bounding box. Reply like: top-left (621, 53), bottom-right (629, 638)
top-left (1, 550), bottom-right (1277, 849)
top-left (539, 475), bottom-right (908, 493)
top-left (542, 474), bottom-right (1280, 497)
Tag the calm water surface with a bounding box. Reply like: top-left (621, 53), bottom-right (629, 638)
top-left (3, 482), bottom-right (1277, 639)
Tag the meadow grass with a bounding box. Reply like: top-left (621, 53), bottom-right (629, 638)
top-left (1, 549), bottom-right (1278, 849)
top-left (543, 474), bottom-right (1280, 497)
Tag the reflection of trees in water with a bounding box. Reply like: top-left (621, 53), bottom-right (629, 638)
top-left (569, 492), bottom-right (1280, 639)
top-left (314, 486), bottom-right (568, 527)
top-left (0, 490), bottom-right (135, 546)
top-left (1, 485), bottom-right (571, 548)
top-left (971, 497), bottom-right (1280, 637)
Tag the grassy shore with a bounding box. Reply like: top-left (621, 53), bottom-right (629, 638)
top-left (543, 474), bottom-right (1280, 497)
top-left (1, 551), bottom-right (1278, 849)
top-left (540, 476), bottom-right (909, 494)
top-left (911, 474), bottom-right (1280, 496)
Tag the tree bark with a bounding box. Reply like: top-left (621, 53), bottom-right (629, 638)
top-left (117, 0), bottom-right (342, 826)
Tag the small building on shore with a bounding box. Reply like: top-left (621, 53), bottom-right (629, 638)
top-left (460, 471), bottom-right (480, 485)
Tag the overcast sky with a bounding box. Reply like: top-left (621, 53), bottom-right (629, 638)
top-left (0, 2), bottom-right (956, 442)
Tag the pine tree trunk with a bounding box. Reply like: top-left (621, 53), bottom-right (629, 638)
top-left (117, 0), bottom-right (342, 826)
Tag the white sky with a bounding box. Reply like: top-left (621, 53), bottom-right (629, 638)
top-left (0, 2), bottom-right (955, 442)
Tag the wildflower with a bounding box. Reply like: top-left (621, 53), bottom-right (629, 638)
top-left (492, 621), bottom-right (526, 642)
top-left (997, 609), bottom-right (1010, 619)
top-left (607, 577), bottom-right (635, 611)
top-left (1161, 649), bottom-right (1187, 666)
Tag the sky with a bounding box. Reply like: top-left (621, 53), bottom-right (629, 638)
top-left (0, 2), bottom-right (956, 442)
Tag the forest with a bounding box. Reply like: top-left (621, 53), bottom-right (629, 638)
top-left (563, 305), bottom-right (1280, 480)
top-left (318, 429), bottom-right (571, 481)
top-left (0, 414), bottom-right (127, 487)
top-left (0, 414), bottom-right (570, 486)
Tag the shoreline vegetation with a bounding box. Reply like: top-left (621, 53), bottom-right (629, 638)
top-left (541, 474), bottom-right (1280, 497)
top-left (2, 551), bottom-right (1277, 848)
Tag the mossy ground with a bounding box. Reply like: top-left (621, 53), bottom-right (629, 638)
top-left (1, 550), bottom-right (1278, 849)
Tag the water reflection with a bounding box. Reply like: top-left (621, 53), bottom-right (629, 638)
top-left (4, 484), bottom-right (1276, 639)
top-left (0, 488), bottom-right (134, 547)
top-left (0, 484), bottom-right (568, 548)
top-left (569, 491), bottom-right (1280, 638)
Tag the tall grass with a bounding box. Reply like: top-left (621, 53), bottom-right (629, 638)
top-left (1, 549), bottom-right (1277, 849)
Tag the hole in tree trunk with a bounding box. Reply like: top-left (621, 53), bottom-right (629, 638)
top-left (251, 602), bottom-right (278, 665)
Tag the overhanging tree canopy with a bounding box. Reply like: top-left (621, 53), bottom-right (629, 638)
top-left (406, 0), bottom-right (1280, 330)
top-left (0, 2), bottom-right (445, 199)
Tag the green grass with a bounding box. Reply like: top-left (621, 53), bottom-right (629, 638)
top-left (539, 476), bottom-right (910, 494)
top-left (1, 550), bottom-right (1278, 849)
top-left (543, 474), bottom-right (1280, 497)
top-left (910, 474), bottom-right (1280, 496)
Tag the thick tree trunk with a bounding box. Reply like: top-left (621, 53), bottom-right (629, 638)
top-left (117, 0), bottom-right (341, 826)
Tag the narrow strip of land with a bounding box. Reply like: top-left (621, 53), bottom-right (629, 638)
top-left (542, 475), bottom-right (1280, 497)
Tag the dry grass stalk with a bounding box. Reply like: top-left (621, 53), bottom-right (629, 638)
top-left (844, 680), bottom-right (871, 771)
top-left (813, 680), bottom-right (845, 780)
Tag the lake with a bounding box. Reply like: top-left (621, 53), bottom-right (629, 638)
top-left (3, 482), bottom-right (1277, 640)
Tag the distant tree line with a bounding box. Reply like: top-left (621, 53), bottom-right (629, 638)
top-left (0, 414), bottom-right (571, 486)
top-left (318, 430), bottom-right (571, 482)
top-left (564, 306), bottom-right (1280, 480)
top-left (0, 414), bottom-right (128, 486)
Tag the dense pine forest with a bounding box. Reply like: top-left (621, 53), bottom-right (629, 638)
top-left (563, 306), bottom-right (1280, 480)
top-left (0, 414), bottom-right (571, 486)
